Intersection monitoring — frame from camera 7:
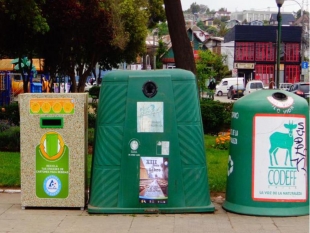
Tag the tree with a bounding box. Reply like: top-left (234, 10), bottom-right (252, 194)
top-left (155, 39), bottom-right (167, 69)
top-left (197, 21), bottom-right (208, 31)
top-left (163, 0), bottom-right (196, 75)
top-left (217, 23), bottom-right (229, 37)
top-left (190, 2), bottom-right (200, 14)
top-left (206, 26), bottom-right (218, 36)
top-left (40, 0), bottom-right (150, 92)
top-left (196, 50), bottom-right (229, 96)
top-left (0, 0), bottom-right (49, 92)
top-left (157, 22), bottom-right (169, 37)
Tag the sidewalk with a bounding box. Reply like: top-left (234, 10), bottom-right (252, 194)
top-left (0, 191), bottom-right (309, 233)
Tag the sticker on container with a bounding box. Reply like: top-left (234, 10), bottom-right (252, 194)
top-left (36, 131), bottom-right (69, 198)
top-left (139, 157), bottom-right (168, 204)
top-left (137, 102), bottom-right (163, 133)
top-left (156, 141), bottom-right (170, 155)
top-left (252, 114), bottom-right (307, 202)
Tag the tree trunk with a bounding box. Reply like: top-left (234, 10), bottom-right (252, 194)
top-left (163, 0), bottom-right (196, 75)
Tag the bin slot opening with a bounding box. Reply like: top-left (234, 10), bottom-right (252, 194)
top-left (40, 117), bottom-right (63, 128)
top-left (272, 92), bottom-right (287, 101)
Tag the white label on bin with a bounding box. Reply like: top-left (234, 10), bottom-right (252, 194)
top-left (156, 141), bottom-right (170, 155)
top-left (252, 114), bottom-right (307, 202)
top-left (137, 102), bottom-right (163, 133)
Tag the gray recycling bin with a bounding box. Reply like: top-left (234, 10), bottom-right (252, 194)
top-left (19, 93), bottom-right (88, 209)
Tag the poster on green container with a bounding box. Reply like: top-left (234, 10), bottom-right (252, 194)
top-left (36, 131), bottom-right (69, 198)
top-left (253, 114), bottom-right (307, 202)
top-left (139, 157), bottom-right (168, 204)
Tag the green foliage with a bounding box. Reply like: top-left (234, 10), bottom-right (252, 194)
top-left (0, 152), bottom-right (20, 187)
top-left (88, 128), bottom-right (95, 146)
top-left (0, 103), bottom-right (20, 126)
top-left (196, 21), bottom-right (208, 31)
top-left (88, 112), bottom-right (97, 129)
top-left (89, 86), bottom-right (100, 97)
top-left (156, 39), bottom-right (167, 69)
top-left (0, 126), bottom-right (20, 151)
top-left (200, 99), bottom-right (232, 135)
top-left (157, 22), bottom-right (169, 37)
top-left (196, 50), bottom-right (228, 92)
top-left (206, 26), bottom-right (218, 36)
top-left (204, 134), bottom-right (228, 192)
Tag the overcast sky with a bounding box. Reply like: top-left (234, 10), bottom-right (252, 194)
top-left (180, 0), bottom-right (307, 13)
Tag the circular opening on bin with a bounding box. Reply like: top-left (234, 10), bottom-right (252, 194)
top-left (142, 81), bottom-right (157, 98)
top-left (272, 92), bottom-right (287, 101)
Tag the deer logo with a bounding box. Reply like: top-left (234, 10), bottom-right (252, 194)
top-left (269, 121), bottom-right (297, 167)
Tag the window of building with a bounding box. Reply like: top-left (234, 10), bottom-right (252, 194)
top-left (285, 43), bottom-right (300, 62)
top-left (285, 65), bottom-right (300, 83)
top-left (235, 42), bottom-right (254, 61)
top-left (255, 43), bottom-right (275, 61)
top-left (255, 65), bottom-right (274, 86)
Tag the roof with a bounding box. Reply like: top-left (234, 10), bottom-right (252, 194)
top-left (270, 13), bottom-right (296, 25)
top-left (0, 58), bottom-right (44, 71)
top-left (224, 25), bottom-right (302, 43)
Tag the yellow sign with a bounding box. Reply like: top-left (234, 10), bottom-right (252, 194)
top-left (234, 63), bottom-right (255, 69)
top-left (30, 98), bottom-right (75, 114)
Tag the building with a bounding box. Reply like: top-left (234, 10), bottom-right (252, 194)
top-left (224, 25), bottom-right (302, 86)
top-left (269, 13), bottom-right (296, 26)
top-left (160, 26), bottom-right (223, 68)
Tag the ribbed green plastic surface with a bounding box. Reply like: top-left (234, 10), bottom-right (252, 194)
top-left (223, 90), bottom-right (309, 216)
top-left (88, 69), bottom-right (214, 213)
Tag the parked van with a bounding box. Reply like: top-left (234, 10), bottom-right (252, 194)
top-left (215, 77), bottom-right (244, 96)
top-left (243, 80), bottom-right (264, 96)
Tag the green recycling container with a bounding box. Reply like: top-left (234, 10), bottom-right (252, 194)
top-left (223, 90), bottom-right (309, 216)
top-left (88, 69), bottom-right (215, 214)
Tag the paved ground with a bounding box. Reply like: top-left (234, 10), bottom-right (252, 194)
top-left (0, 191), bottom-right (308, 233)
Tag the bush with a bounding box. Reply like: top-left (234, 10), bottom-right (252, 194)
top-left (200, 99), bottom-right (233, 135)
top-left (88, 112), bottom-right (97, 129)
top-left (0, 103), bottom-right (20, 126)
top-left (89, 86), bottom-right (100, 97)
top-left (0, 126), bottom-right (20, 151)
top-left (88, 128), bottom-right (95, 146)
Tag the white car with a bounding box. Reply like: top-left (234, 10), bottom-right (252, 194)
top-left (244, 80), bottom-right (264, 96)
top-left (279, 83), bottom-right (292, 91)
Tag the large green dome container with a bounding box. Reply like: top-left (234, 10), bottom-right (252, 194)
top-left (88, 69), bottom-right (214, 214)
top-left (223, 90), bottom-right (309, 216)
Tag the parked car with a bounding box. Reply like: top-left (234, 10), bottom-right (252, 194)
top-left (244, 80), bottom-right (264, 96)
top-left (288, 82), bottom-right (310, 99)
top-left (215, 77), bottom-right (244, 96)
top-left (227, 84), bottom-right (245, 99)
top-left (279, 83), bottom-right (292, 91)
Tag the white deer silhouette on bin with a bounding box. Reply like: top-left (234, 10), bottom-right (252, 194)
top-left (269, 121), bottom-right (297, 167)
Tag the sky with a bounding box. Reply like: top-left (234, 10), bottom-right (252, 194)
top-left (180, 0), bottom-right (308, 13)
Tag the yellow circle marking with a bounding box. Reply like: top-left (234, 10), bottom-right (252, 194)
top-left (31, 102), bottom-right (40, 113)
top-left (52, 102), bottom-right (62, 113)
top-left (39, 132), bottom-right (65, 161)
top-left (63, 102), bottom-right (73, 113)
top-left (41, 102), bottom-right (51, 113)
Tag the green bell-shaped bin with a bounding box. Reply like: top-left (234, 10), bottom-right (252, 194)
top-left (88, 69), bottom-right (214, 214)
top-left (223, 90), bottom-right (309, 216)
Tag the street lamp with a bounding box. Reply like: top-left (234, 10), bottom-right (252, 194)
top-left (276, 0), bottom-right (284, 89)
top-left (152, 28), bottom-right (159, 70)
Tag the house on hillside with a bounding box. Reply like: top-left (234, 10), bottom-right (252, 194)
top-left (160, 26), bottom-right (223, 68)
top-left (269, 13), bottom-right (296, 26)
